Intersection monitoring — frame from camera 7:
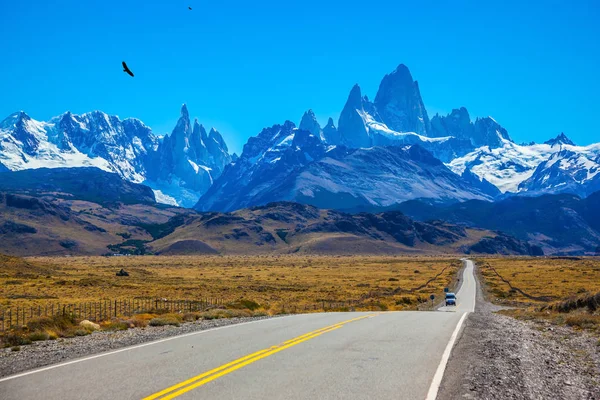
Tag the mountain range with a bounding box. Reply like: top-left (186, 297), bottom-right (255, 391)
top-left (1, 64), bottom-right (599, 212)
top-left (0, 192), bottom-right (541, 257)
top-left (0, 105), bottom-right (230, 208)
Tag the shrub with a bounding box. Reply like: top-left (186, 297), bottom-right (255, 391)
top-left (2, 333), bottom-right (31, 347)
top-left (388, 278), bottom-right (399, 282)
top-left (200, 309), bottom-right (251, 320)
top-left (28, 331), bottom-right (49, 342)
top-left (101, 321), bottom-right (129, 331)
top-left (396, 297), bottom-right (413, 305)
top-left (252, 311), bottom-right (268, 317)
top-left (183, 312), bottom-right (202, 322)
top-left (74, 329), bottom-right (89, 336)
top-left (227, 299), bottom-right (261, 311)
top-left (11, 346), bottom-right (21, 352)
top-left (125, 317), bottom-right (149, 328)
top-left (149, 314), bottom-right (181, 327)
top-left (565, 314), bottom-right (599, 329)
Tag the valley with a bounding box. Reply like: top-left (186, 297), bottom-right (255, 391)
top-left (0, 255), bottom-right (461, 313)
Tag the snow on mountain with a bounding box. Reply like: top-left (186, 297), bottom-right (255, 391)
top-left (448, 134), bottom-right (600, 195)
top-left (429, 107), bottom-right (511, 148)
top-left (518, 146), bottom-right (600, 197)
top-left (144, 105), bottom-right (232, 207)
top-left (299, 110), bottom-right (325, 142)
top-left (544, 132), bottom-right (575, 147)
top-left (197, 121), bottom-right (327, 211)
top-left (0, 105), bottom-right (232, 207)
top-left (373, 64), bottom-right (431, 136)
top-left (322, 117), bottom-right (340, 145)
top-left (195, 118), bottom-right (494, 212)
top-left (335, 84), bottom-right (474, 162)
top-left (0, 111), bottom-right (143, 180)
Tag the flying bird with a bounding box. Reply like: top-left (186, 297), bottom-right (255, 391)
top-left (188, 6), bottom-right (192, 10)
top-left (122, 61), bottom-right (134, 77)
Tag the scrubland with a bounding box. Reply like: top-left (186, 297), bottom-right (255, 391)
top-left (477, 257), bottom-right (600, 334)
top-left (0, 254), bottom-right (461, 347)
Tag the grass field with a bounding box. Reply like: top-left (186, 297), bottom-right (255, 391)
top-left (476, 257), bottom-right (600, 333)
top-left (0, 255), bottom-right (462, 313)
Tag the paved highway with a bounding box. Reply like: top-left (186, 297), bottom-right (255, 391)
top-left (0, 260), bottom-right (477, 400)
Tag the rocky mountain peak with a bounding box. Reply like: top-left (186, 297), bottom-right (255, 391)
top-left (299, 109), bottom-right (322, 139)
top-left (545, 132), bottom-right (575, 147)
top-left (180, 103), bottom-right (190, 119)
top-left (0, 111), bottom-right (29, 129)
top-left (347, 84), bottom-right (363, 108)
top-left (338, 84), bottom-right (372, 148)
top-left (374, 64), bottom-right (430, 135)
top-left (322, 117), bottom-right (341, 145)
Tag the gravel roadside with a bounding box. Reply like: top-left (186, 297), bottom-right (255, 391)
top-left (0, 315), bottom-right (274, 379)
top-left (438, 264), bottom-right (600, 400)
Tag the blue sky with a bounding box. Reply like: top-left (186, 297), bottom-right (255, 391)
top-left (1, 0), bottom-right (598, 154)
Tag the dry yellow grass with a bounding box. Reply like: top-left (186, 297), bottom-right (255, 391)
top-left (477, 257), bottom-right (600, 334)
top-left (477, 257), bottom-right (600, 305)
top-left (0, 255), bottom-right (462, 313)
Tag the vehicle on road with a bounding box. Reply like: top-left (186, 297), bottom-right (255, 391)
top-left (445, 292), bottom-right (457, 306)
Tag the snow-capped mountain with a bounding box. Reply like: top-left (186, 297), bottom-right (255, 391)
top-left (145, 105), bottom-right (232, 206)
top-left (448, 134), bottom-right (600, 195)
top-left (373, 64), bottom-right (431, 136)
top-left (195, 119), bottom-right (494, 212)
top-left (0, 105), bottom-right (231, 207)
top-left (2, 63), bottom-right (599, 210)
top-left (518, 147), bottom-right (600, 197)
top-left (0, 110), bottom-right (152, 182)
top-left (335, 65), bottom-right (506, 162)
top-left (429, 107), bottom-right (511, 148)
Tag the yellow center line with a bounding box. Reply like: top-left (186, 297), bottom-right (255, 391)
top-left (143, 314), bottom-right (377, 400)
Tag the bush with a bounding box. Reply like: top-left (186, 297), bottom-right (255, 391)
top-left (27, 314), bottom-right (77, 333)
top-left (2, 333), bottom-right (31, 347)
top-left (74, 329), bottom-right (89, 336)
top-left (11, 346), bottom-right (21, 352)
top-left (565, 314), bottom-right (599, 329)
top-left (125, 317), bottom-right (149, 328)
top-left (183, 312), bottom-right (202, 322)
top-left (396, 297), bottom-right (413, 305)
top-left (149, 314), bottom-right (182, 327)
top-left (28, 331), bottom-right (49, 342)
top-left (200, 309), bottom-right (251, 320)
top-left (252, 311), bottom-right (268, 317)
top-left (227, 299), bottom-right (261, 311)
top-left (101, 321), bottom-right (129, 331)
top-left (388, 278), bottom-right (399, 282)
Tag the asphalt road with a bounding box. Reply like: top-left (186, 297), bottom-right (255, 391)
top-left (0, 260), bottom-right (476, 400)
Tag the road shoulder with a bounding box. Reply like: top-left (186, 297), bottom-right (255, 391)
top-left (437, 262), bottom-right (600, 400)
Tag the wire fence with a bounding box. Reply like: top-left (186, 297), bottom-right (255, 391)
top-left (0, 298), bottom-right (401, 332)
top-left (0, 298), bottom-right (225, 332)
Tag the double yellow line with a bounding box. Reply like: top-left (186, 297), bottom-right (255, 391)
top-left (143, 314), bottom-right (377, 400)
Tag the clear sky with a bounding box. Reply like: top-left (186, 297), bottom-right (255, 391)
top-left (1, 0), bottom-right (598, 153)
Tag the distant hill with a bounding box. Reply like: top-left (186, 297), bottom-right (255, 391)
top-left (0, 193), bottom-right (539, 257)
top-left (395, 192), bottom-right (600, 255)
top-left (0, 167), bottom-right (156, 205)
top-left (149, 202), bottom-right (541, 256)
top-left (0, 192), bottom-right (181, 256)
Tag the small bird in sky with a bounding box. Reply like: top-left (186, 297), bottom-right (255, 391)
top-left (122, 61), bottom-right (134, 77)
top-left (188, 6), bottom-right (192, 10)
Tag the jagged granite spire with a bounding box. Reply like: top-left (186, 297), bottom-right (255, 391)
top-left (338, 84), bottom-right (372, 148)
top-left (299, 109), bottom-right (322, 139)
top-left (544, 132), bottom-right (575, 147)
top-left (374, 64), bottom-right (430, 135)
top-left (322, 117), bottom-right (341, 145)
